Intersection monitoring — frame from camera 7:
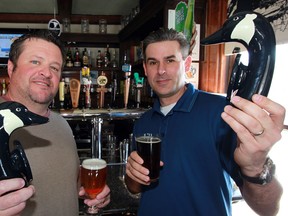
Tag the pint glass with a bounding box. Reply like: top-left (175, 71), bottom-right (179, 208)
top-left (136, 134), bottom-right (161, 182)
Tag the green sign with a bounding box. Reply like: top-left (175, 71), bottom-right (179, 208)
top-left (175, 1), bottom-right (188, 33)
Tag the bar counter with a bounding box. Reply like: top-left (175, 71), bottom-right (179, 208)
top-left (60, 108), bottom-right (147, 120)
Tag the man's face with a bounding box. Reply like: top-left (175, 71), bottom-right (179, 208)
top-left (8, 38), bottom-right (62, 106)
top-left (143, 40), bottom-right (187, 101)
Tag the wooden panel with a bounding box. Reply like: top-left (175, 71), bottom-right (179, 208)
top-left (199, 0), bottom-right (228, 93)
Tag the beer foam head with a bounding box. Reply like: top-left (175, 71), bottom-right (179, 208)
top-left (82, 158), bottom-right (107, 170)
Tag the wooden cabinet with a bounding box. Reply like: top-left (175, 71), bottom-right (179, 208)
top-left (59, 32), bottom-right (120, 77)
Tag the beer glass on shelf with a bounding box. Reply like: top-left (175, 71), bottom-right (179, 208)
top-left (81, 158), bottom-right (107, 215)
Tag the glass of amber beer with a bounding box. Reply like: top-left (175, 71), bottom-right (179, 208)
top-left (81, 158), bottom-right (107, 214)
top-left (135, 133), bottom-right (161, 182)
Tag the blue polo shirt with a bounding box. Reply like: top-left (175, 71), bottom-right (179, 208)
top-left (133, 83), bottom-right (242, 216)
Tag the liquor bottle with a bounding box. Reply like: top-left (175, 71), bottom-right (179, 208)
top-left (183, 0), bottom-right (195, 42)
top-left (104, 45), bottom-right (111, 67)
top-left (87, 49), bottom-right (92, 67)
top-left (96, 50), bottom-right (103, 68)
top-left (74, 47), bottom-right (81, 67)
top-left (66, 47), bottom-right (73, 67)
top-left (110, 49), bottom-right (118, 68)
top-left (82, 48), bottom-right (89, 67)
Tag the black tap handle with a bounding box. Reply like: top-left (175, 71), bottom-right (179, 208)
top-left (10, 140), bottom-right (33, 186)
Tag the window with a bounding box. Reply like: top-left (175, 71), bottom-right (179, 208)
top-left (268, 43), bottom-right (288, 125)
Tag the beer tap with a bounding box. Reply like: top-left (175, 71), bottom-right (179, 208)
top-left (112, 78), bottom-right (117, 105)
top-left (82, 67), bottom-right (92, 109)
top-left (133, 72), bottom-right (144, 108)
top-left (122, 52), bottom-right (131, 109)
top-left (96, 72), bottom-right (109, 109)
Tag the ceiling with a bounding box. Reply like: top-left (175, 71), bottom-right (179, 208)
top-left (0, 0), bottom-right (140, 24)
top-left (0, 0), bottom-right (139, 15)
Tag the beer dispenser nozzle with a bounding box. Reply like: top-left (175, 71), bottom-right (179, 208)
top-left (0, 101), bottom-right (48, 186)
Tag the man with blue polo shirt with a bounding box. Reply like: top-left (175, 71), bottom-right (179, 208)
top-left (125, 28), bottom-right (284, 216)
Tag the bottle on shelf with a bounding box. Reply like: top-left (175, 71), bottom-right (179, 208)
top-left (87, 49), bottom-right (92, 67)
top-left (82, 48), bottom-right (89, 67)
top-left (74, 47), bottom-right (81, 67)
top-left (66, 47), bottom-right (73, 67)
top-left (104, 44), bottom-right (111, 67)
top-left (110, 49), bottom-right (118, 68)
top-left (96, 50), bottom-right (103, 68)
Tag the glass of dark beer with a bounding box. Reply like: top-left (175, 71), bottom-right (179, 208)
top-left (81, 158), bottom-right (107, 215)
top-left (135, 134), bottom-right (161, 182)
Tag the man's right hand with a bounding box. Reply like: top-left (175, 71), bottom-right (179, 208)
top-left (125, 151), bottom-right (151, 185)
top-left (0, 178), bottom-right (34, 216)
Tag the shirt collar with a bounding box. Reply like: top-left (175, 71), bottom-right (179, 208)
top-left (152, 83), bottom-right (199, 115)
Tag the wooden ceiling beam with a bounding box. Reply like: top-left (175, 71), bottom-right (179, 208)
top-left (0, 0), bottom-right (121, 24)
top-left (0, 14), bottom-right (54, 24)
top-left (0, 14), bottom-right (121, 25)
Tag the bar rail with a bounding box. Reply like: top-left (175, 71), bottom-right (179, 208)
top-left (60, 108), bottom-right (147, 120)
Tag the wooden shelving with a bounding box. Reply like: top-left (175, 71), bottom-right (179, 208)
top-left (60, 33), bottom-right (119, 48)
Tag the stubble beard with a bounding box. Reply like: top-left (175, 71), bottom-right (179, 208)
top-left (27, 87), bottom-right (55, 105)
